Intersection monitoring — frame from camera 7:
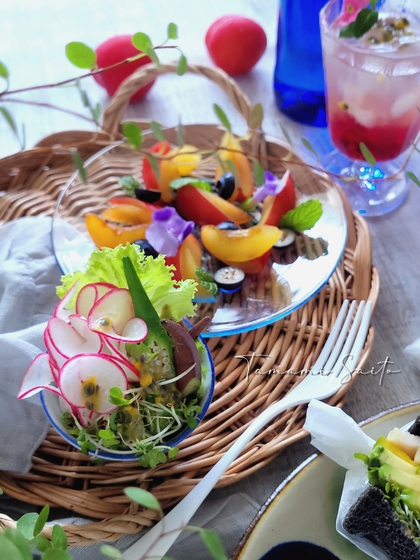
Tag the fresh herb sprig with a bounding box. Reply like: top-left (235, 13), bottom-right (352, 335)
top-left (339, 0), bottom-right (379, 39)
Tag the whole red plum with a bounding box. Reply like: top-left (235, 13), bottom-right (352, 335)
top-left (205, 15), bottom-right (267, 76)
top-left (93, 35), bottom-right (155, 102)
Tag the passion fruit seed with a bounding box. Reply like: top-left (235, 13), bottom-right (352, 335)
top-left (122, 408), bottom-right (133, 425)
top-left (216, 172), bottom-right (235, 200)
top-left (83, 381), bottom-right (97, 398)
top-left (94, 316), bottom-right (113, 332)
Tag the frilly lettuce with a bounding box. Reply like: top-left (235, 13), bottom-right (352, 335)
top-left (56, 244), bottom-right (197, 321)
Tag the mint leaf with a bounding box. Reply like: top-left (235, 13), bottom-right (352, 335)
top-left (339, 8), bottom-right (378, 39)
top-left (280, 200), bottom-right (323, 232)
top-left (118, 175), bottom-right (141, 196)
top-left (170, 177), bottom-right (212, 191)
top-left (195, 268), bottom-right (218, 296)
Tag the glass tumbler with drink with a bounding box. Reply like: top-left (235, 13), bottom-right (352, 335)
top-left (320, 0), bottom-right (420, 216)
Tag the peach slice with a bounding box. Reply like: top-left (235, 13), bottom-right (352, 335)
top-left (85, 213), bottom-right (148, 249)
top-left (215, 132), bottom-right (254, 200)
top-left (100, 203), bottom-right (153, 225)
top-left (169, 144), bottom-right (201, 175)
top-left (175, 185), bottom-right (251, 226)
top-left (201, 224), bottom-right (281, 263)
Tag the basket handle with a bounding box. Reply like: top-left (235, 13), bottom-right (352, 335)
top-left (102, 61), bottom-right (266, 153)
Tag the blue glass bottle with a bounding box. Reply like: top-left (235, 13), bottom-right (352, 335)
top-left (274, 0), bottom-right (327, 127)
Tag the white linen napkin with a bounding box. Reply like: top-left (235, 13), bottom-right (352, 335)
top-left (0, 216), bottom-right (62, 473)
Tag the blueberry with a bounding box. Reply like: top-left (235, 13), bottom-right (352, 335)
top-left (217, 221), bottom-right (239, 231)
top-left (216, 172), bottom-right (235, 200)
top-left (134, 187), bottom-right (161, 203)
top-left (134, 240), bottom-right (158, 257)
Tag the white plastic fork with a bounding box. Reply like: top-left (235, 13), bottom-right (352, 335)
top-left (124, 299), bottom-right (372, 560)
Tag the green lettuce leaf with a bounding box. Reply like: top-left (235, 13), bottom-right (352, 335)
top-left (56, 244), bottom-right (197, 320)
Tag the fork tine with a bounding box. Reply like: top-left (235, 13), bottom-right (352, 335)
top-left (310, 299), bottom-right (350, 373)
top-left (332, 300), bottom-right (372, 380)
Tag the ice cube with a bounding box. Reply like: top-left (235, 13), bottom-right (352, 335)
top-left (391, 92), bottom-right (419, 117)
top-left (350, 107), bottom-right (377, 128)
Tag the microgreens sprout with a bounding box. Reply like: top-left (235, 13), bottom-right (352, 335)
top-left (158, 363), bottom-right (196, 386)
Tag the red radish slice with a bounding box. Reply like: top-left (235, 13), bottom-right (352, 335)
top-left (76, 406), bottom-right (99, 427)
top-left (18, 353), bottom-right (60, 399)
top-left (75, 284), bottom-right (98, 318)
top-left (108, 352), bottom-right (140, 383)
top-left (68, 315), bottom-right (102, 351)
top-left (49, 316), bottom-right (102, 358)
top-left (88, 289), bottom-right (147, 343)
top-left (44, 327), bottom-right (62, 379)
top-left (54, 281), bottom-right (79, 322)
top-left (58, 353), bottom-right (127, 414)
top-left (101, 317), bottom-right (148, 344)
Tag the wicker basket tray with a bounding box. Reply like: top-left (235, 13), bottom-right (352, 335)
top-left (0, 63), bottom-right (379, 546)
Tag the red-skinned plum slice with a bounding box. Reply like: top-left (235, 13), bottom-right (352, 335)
top-left (18, 353), bottom-right (60, 399)
top-left (58, 354), bottom-right (128, 414)
top-left (48, 316), bottom-right (102, 358)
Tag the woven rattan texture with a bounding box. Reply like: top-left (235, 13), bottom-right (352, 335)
top-left (0, 63), bottom-right (380, 546)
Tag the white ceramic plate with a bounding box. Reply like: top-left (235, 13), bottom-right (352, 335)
top-left (232, 401), bottom-right (420, 560)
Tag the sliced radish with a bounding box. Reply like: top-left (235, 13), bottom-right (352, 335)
top-left (88, 288), bottom-right (140, 340)
top-left (76, 282), bottom-right (116, 318)
top-left (54, 281), bottom-right (79, 322)
top-left (68, 315), bottom-right (102, 352)
top-left (49, 316), bottom-right (102, 358)
top-left (108, 353), bottom-right (140, 383)
top-left (76, 406), bottom-right (99, 428)
top-left (18, 353), bottom-right (60, 399)
top-left (44, 327), bottom-right (62, 378)
top-left (58, 353), bottom-right (128, 414)
top-left (100, 317), bottom-right (148, 344)
top-left (75, 284), bottom-right (98, 318)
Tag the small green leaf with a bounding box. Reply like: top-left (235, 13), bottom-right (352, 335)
top-left (406, 171), bottom-right (420, 187)
top-left (280, 123), bottom-right (293, 147)
top-left (359, 142), bottom-right (376, 166)
top-left (65, 42), bottom-right (96, 69)
top-left (51, 524), bottom-right (68, 551)
top-left (0, 532), bottom-right (27, 560)
top-left (123, 122), bottom-right (142, 150)
top-left (132, 32), bottom-right (153, 52)
top-left (167, 23), bottom-right (178, 40)
top-left (280, 199), bottom-right (323, 232)
top-left (98, 429), bottom-right (116, 439)
top-left (195, 268), bottom-right (218, 296)
top-left (124, 487), bottom-right (162, 511)
top-left (199, 528), bottom-right (228, 560)
top-left (169, 177), bottom-right (212, 191)
top-left (2, 528), bottom-right (32, 560)
top-left (71, 150), bottom-right (88, 185)
top-left (33, 535), bottom-right (52, 552)
top-left (301, 137), bottom-right (318, 158)
top-left (177, 53), bottom-right (188, 76)
top-left (0, 486), bottom-right (3, 494)
top-left (17, 513), bottom-right (38, 540)
top-left (0, 61), bottom-right (9, 80)
top-left (0, 106), bottom-right (18, 134)
top-left (177, 121), bottom-right (185, 147)
top-left (100, 544), bottom-right (124, 559)
top-left (146, 154), bottom-right (160, 180)
top-left (92, 102), bottom-right (102, 123)
top-left (213, 104), bottom-right (231, 132)
top-left (42, 549), bottom-right (73, 560)
top-left (34, 505), bottom-right (50, 537)
top-left (150, 120), bottom-right (164, 142)
top-left (167, 446), bottom-right (179, 458)
top-left (249, 103), bottom-right (264, 129)
top-left (252, 159), bottom-right (265, 187)
top-left (145, 47), bottom-right (162, 69)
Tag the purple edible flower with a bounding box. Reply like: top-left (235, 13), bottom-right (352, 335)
top-left (251, 171), bottom-right (287, 204)
top-left (146, 207), bottom-right (194, 257)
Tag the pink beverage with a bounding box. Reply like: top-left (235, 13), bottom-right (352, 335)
top-left (320, 0), bottom-right (420, 162)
